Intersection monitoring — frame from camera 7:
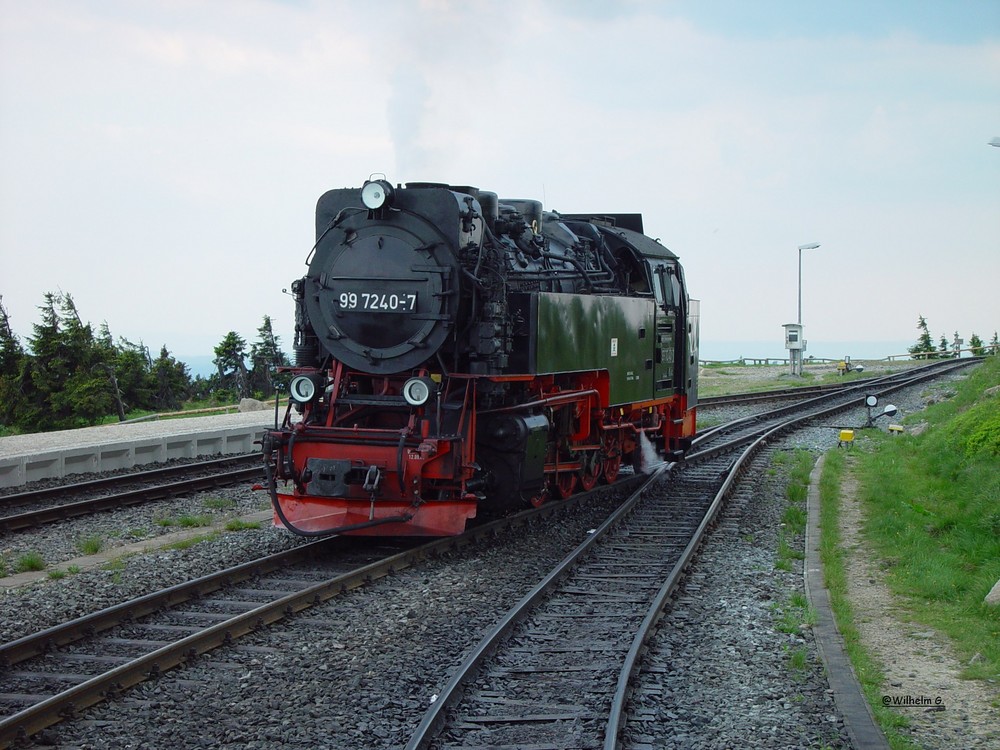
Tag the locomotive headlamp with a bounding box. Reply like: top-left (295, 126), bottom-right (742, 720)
top-left (402, 376), bottom-right (436, 407)
top-left (289, 374), bottom-right (323, 404)
top-left (361, 179), bottom-right (394, 210)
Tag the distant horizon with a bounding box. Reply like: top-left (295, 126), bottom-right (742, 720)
top-left (177, 338), bottom-right (934, 378)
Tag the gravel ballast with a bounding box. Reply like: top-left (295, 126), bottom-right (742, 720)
top-left (1, 362), bottom-right (979, 748)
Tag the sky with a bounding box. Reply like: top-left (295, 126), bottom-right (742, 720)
top-left (1, 0), bottom-right (998, 366)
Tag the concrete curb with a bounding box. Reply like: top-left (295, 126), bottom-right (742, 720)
top-left (0, 412), bottom-right (275, 488)
top-left (804, 453), bottom-right (889, 750)
top-left (1, 510), bottom-right (273, 589)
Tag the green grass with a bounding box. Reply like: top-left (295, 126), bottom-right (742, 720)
top-left (102, 555), bottom-right (130, 584)
top-left (819, 449), bottom-right (916, 747)
top-left (774, 449), bottom-right (814, 571)
top-left (177, 514), bottom-right (213, 527)
top-left (787, 645), bottom-right (809, 671)
top-left (695, 415), bottom-right (726, 429)
top-left (103, 557), bottom-right (128, 571)
top-left (225, 519), bottom-right (262, 531)
top-left (76, 534), bottom-right (104, 555)
top-left (15, 552), bottom-right (46, 572)
top-left (856, 358), bottom-right (1000, 682)
top-left (95, 396), bottom-right (249, 426)
top-left (819, 356), bottom-right (1000, 746)
top-left (773, 595), bottom-right (816, 635)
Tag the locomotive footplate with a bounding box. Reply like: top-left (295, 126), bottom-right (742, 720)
top-left (271, 435), bottom-right (478, 537)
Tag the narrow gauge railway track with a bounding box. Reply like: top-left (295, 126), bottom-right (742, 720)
top-left (0, 455), bottom-right (262, 533)
top-left (402, 359), bottom-right (975, 750)
top-left (0, 475), bottom-right (647, 748)
top-left (0, 536), bottom-right (425, 747)
top-left (698, 358), bottom-right (966, 409)
top-left (696, 358), bottom-right (973, 447)
top-left (699, 381), bottom-right (855, 407)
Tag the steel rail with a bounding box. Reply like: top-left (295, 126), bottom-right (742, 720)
top-left (0, 540), bottom-right (332, 668)
top-left (693, 359), bottom-right (973, 447)
top-left (0, 474), bottom-right (645, 748)
top-left (0, 358), bottom-right (975, 746)
top-left (403, 463), bottom-right (674, 750)
top-left (697, 358), bottom-right (972, 408)
top-left (403, 357), bottom-right (976, 749)
top-left (699, 382), bottom-right (846, 406)
top-left (0, 539), bottom-right (438, 746)
top-left (603, 386), bottom-right (855, 747)
top-left (0, 454), bottom-right (260, 507)
top-left (0, 463), bottom-right (263, 533)
top-left (602, 357), bottom-right (978, 748)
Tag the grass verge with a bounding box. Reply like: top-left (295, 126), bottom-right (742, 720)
top-left (819, 356), bottom-right (1000, 746)
top-left (819, 449), bottom-right (916, 748)
top-left (857, 359), bottom-right (1000, 683)
top-left (774, 449), bottom-right (813, 572)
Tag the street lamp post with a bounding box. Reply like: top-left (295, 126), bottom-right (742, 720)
top-left (797, 242), bottom-right (820, 326)
top-left (795, 242), bottom-right (820, 376)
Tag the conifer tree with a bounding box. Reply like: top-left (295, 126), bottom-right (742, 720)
top-left (24, 293), bottom-right (112, 429)
top-left (908, 315), bottom-right (936, 359)
top-left (969, 333), bottom-right (985, 357)
top-left (250, 315), bottom-right (290, 397)
top-left (214, 331), bottom-right (250, 400)
top-left (154, 345), bottom-right (191, 410)
top-left (0, 296), bottom-right (26, 427)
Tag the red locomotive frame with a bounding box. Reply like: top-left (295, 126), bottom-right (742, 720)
top-left (263, 361), bottom-right (695, 536)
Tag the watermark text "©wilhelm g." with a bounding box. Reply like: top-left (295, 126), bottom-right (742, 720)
top-left (882, 695), bottom-right (946, 710)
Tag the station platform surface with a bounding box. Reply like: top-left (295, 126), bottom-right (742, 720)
top-left (0, 410), bottom-right (278, 489)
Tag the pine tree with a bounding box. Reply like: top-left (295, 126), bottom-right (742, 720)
top-left (53, 294), bottom-right (113, 427)
top-left (112, 338), bottom-right (155, 415)
top-left (153, 345), bottom-right (191, 410)
top-left (249, 315), bottom-right (290, 397)
top-left (990, 332), bottom-right (999, 356)
top-left (214, 331), bottom-right (250, 400)
top-left (0, 296), bottom-right (26, 428)
top-left (24, 293), bottom-right (112, 429)
top-left (908, 315), bottom-right (936, 359)
top-left (969, 333), bottom-right (985, 357)
top-left (937, 334), bottom-right (949, 359)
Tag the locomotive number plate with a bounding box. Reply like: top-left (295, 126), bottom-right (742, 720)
top-left (337, 291), bottom-right (418, 313)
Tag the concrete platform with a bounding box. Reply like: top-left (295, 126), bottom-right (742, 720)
top-left (0, 411), bottom-right (277, 489)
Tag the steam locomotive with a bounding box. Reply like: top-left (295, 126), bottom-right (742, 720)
top-left (261, 177), bottom-right (699, 536)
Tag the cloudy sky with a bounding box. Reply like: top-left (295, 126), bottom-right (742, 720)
top-left (2, 0), bottom-right (998, 364)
